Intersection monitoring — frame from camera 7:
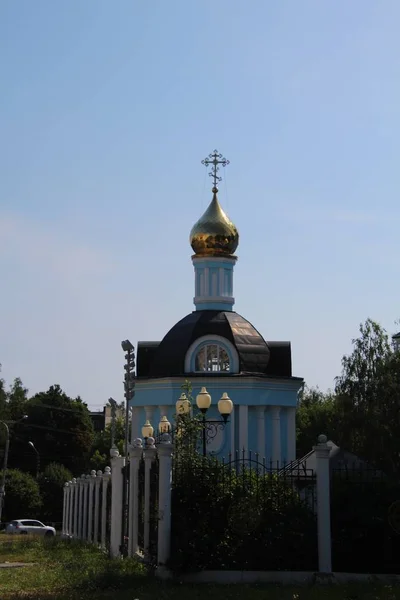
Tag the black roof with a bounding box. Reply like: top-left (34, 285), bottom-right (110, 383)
top-left (137, 311), bottom-right (293, 379)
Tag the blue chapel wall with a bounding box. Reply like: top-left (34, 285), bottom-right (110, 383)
top-left (131, 378), bottom-right (300, 461)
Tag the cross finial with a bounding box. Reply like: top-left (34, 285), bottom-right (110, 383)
top-left (201, 150), bottom-right (230, 190)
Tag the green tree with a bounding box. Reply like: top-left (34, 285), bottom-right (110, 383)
top-left (89, 418), bottom-right (125, 471)
top-left (1, 469), bottom-right (42, 522)
top-left (296, 386), bottom-right (338, 458)
top-left (17, 385), bottom-right (94, 475)
top-left (38, 462), bottom-right (73, 524)
top-left (334, 318), bottom-right (400, 473)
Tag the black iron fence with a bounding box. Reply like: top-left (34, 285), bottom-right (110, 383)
top-left (170, 450), bottom-right (318, 573)
top-left (331, 466), bottom-right (400, 574)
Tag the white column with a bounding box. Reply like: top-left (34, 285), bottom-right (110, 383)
top-left (230, 405), bottom-right (236, 456)
top-left (82, 476), bottom-right (89, 541)
top-left (256, 407), bottom-right (265, 459)
top-left (62, 483), bottom-right (68, 535)
top-left (157, 434), bottom-right (173, 568)
top-left (87, 470), bottom-right (96, 543)
top-left (144, 438), bottom-right (157, 561)
top-left (101, 467), bottom-right (111, 549)
top-left (219, 267), bottom-right (224, 296)
top-left (93, 471), bottom-right (102, 545)
top-left (286, 407), bottom-right (296, 464)
top-left (145, 406), bottom-right (154, 423)
top-left (204, 267), bottom-right (209, 295)
top-left (158, 405), bottom-right (169, 421)
top-left (110, 448), bottom-right (125, 558)
top-left (66, 481), bottom-right (73, 536)
top-left (131, 407), bottom-right (140, 442)
top-left (73, 478), bottom-right (79, 537)
top-left (271, 406), bottom-right (281, 467)
top-left (128, 439), bottom-right (143, 557)
top-left (238, 405), bottom-right (248, 453)
top-left (314, 434), bottom-right (332, 573)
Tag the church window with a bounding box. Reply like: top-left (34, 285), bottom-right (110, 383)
top-left (194, 344), bottom-right (230, 372)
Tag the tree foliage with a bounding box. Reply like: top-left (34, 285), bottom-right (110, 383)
top-left (38, 462), bottom-right (73, 524)
top-left (1, 468), bottom-right (42, 522)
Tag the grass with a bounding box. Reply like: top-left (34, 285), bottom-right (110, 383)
top-left (1, 536), bottom-right (400, 600)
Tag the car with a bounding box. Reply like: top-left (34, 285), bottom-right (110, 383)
top-left (5, 519), bottom-right (56, 537)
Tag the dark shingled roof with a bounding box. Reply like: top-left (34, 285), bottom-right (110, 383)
top-left (136, 311), bottom-right (293, 379)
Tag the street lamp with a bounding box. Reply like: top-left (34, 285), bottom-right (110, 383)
top-left (28, 441), bottom-right (40, 479)
top-left (121, 339), bottom-right (135, 558)
top-left (141, 420), bottom-right (154, 441)
top-left (195, 387), bottom-right (233, 456)
top-left (158, 416), bottom-right (171, 434)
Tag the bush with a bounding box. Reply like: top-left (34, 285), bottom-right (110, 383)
top-left (1, 468), bottom-right (42, 522)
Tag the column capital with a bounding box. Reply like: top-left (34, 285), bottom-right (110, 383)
top-left (256, 406), bottom-right (265, 416)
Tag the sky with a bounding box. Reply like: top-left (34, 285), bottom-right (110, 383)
top-left (1, 0), bottom-right (400, 409)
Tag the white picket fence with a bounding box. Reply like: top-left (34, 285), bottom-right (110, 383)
top-left (62, 435), bottom-right (173, 565)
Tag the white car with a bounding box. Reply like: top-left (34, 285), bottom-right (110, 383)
top-left (5, 519), bottom-right (56, 537)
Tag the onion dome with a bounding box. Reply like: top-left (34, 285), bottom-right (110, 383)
top-left (190, 187), bottom-right (239, 257)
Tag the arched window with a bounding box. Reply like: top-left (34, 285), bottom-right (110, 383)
top-left (184, 335), bottom-right (240, 374)
top-left (194, 344), bottom-right (230, 372)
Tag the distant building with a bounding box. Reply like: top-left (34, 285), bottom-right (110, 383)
top-left (89, 405), bottom-right (124, 432)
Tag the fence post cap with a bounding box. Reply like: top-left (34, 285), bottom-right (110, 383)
top-left (104, 466), bottom-right (111, 475)
top-left (110, 446), bottom-right (120, 458)
top-left (318, 434), bottom-right (328, 444)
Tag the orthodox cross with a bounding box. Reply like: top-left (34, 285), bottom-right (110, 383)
top-left (201, 150), bottom-right (230, 188)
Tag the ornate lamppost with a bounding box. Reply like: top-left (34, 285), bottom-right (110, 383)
top-left (176, 387), bottom-right (233, 456)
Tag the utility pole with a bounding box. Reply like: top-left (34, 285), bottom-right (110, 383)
top-left (121, 339), bottom-right (135, 556)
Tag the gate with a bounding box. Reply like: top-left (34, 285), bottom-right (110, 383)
top-left (170, 450), bottom-right (317, 572)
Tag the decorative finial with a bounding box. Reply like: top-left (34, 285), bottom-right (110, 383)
top-left (201, 150), bottom-right (230, 190)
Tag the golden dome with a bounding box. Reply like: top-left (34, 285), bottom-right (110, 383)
top-left (190, 187), bottom-right (239, 257)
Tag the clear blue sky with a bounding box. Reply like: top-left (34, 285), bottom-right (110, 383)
top-left (1, 0), bottom-right (400, 409)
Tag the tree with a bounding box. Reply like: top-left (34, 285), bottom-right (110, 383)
top-left (296, 386), bottom-right (338, 458)
top-left (38, 462), bottom-right (72, 524)
top-left (14, 385), bottom-right (94, 475)
top-left (1, 469), bottom-right (42, 522)
top-left (334, 318), bottom-right (400, 473)
top-left (89, 418), bottom-right (125, 472)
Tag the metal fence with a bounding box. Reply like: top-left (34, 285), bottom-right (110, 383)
top-left (331, 466), bottom-right (400, 574)
top-left (170, 450), bottom-right (318, 572)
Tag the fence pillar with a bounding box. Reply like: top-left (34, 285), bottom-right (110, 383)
top-left (314, 434), bottom-right (332, 573)
top-left (66, 481), bottom-right (73, 536)
top-left (144, 437), bottom-right (157, 561)
top-left (87, 470), bottom-right (96, 543)
top-left (78, 476), bottom-right (85, 539)
top-left (110, 448), bottom-right (125, 558)
top-left (62, 483), bottom-right (68, 536)
top-left (101, 467), bottom-right (111, 549)
top-left (93, 470), bottom-right (102, 545)
top-left (83, 475), bottom-right (90, 541)
top-left (157, 433), bottom-right (173, 568)
top-left (128, 438), bottom-right (143, 557)
top-left (69, 478), bottom-right (76, 537)
top-left (73, 477), bottom-right (79, 538)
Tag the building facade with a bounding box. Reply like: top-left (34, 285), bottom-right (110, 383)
top-left (130, 153), bottom-right (303, 464)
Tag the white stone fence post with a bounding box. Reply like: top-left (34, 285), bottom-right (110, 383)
top-left (109, 447), bottom-right (125, 558)
top-left (157, 433), bottom-right (173, 569)
top-left (314, 433), bottom-right (332, 574)
top-left (128, 438), bottom-right (143, 557)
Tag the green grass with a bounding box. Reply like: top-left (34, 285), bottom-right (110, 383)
top-left (1, 536), bottom-right (400, 600)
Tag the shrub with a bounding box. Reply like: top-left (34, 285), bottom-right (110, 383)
top-left (1, 468), bottom-right (42, 522)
